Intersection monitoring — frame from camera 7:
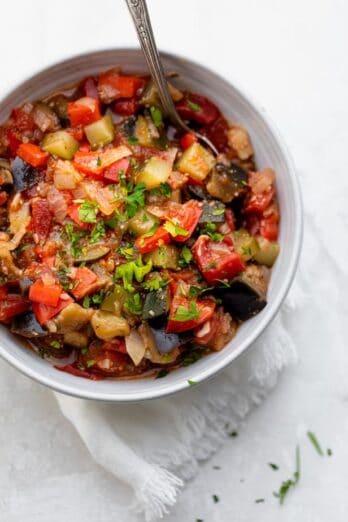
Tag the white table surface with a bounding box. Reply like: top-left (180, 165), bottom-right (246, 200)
top-left (0, 1), bottom-right (347, 521)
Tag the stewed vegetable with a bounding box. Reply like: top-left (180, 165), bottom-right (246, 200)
top-left (0, 67), bottom-right (280, 380)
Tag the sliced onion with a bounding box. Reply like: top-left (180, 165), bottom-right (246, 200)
top-left (125, 330), bottom-right (146, 366)
top-left (47, 186), bottom-right (68, 223)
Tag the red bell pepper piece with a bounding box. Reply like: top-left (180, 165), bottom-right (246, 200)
top-left (176, 93), bottom-right (219, 126)
top-left (0, 294), bottom-right (30, 322)
top-left (7, 130), bottom-right (21, 157)
top-left (179, 132), bottom-right (197, 150)
top-left (31, 199), bottom-right (52, 240)
top-left (32, 295), bottom-right (73, 325)
top-left (70, 267), bottom-right (98, 300)
top-left (244, 189), bottom-right (274, 215)
top-left (73, 147), bottom-right (131, 176)
top-left (104, 157), bottom-right (130, 182)
top-left (113, 98), bottom-right (139, 116)
top-left (17, 143), bottom-right (49, 168)
top-left (260, 210), bottom-right (279, 241)
top-left (135, 226), bottom-right (171, 254)
top-left (55, 363), bottom-right (103, 380)
top-left (162, 200), bottom-right (203, 242)
top-left (98, 70), bottom-right (144, 102)
top-left (166, 282), bottom-right (215, 333)
top-left (67, 97), bottom-right (101, 127)
top-left (192, 235), bottom-right (245, 284)
top-left (29, 279), bottom-right (63, 307)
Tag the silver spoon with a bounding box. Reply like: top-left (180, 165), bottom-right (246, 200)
top-left (125, 0), bottom-right (218, 155)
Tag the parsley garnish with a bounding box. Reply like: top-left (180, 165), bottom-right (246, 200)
top-left (106, 210), bottom-right (128, 228)
top-left (124, 183), bottom-right (146, 218)
top-left (83, 296), bottom-right (91, 308)
top-left (156, 369), bottom-right (169, 379)
top-left (255, 498), bottom-right (265, 504)
top-left (178, 246), bottom-right (192, 267)
top-left (188, 379), bottom-right (197, 386)
top-left (164, 220), bottom-right (189, 238)
top-left (241, 246), bottom-right (252, 256)
top-left (150, 106), bottom-right (163, 127)
top-left (80, 347), bottom-right (88, 355)
top-left (142, 273), bottom-right (168, 291)
top-left (142, 223), bottom-right (159, 238)
top-left (50, 340), bottom-right (61, 349)
top-left (206, 261), bottom-right (217, 270)
top-left (115, 257), bottom-right (152, 292)
top-left (182, 347), bottom-right (204, 366)
top-left (269, 463), bottom-right (279, 471)
top-left (174, 301), bottom-right (199, 322)
top-left (96, 157), bottom-right (102, 166)
top-left (64, 224), bottom-right (86, 257)
top-left (149, 182), bottom-right (172, 198)
top-left (90, 220), bottom-right (105, 243)
top-left (201, 222), bottom-right (224, 241)
top-left (212, 208), bottom-right (225, 216)
top-left (127, 136), bottom-right (139, 145)
top-left (125, 293), bottom-right (143, 315)
top-left (307, 431), bottom-right (324, 456)
top-left (187, 100), bottom-right (202, 112)
top-left (212, 494), bottom-right (219, 503)
top-left (82, 291), bottom-right (104, 308)
top-left (327, 448), bottom-right (332, 456)
top-left (78, 200), bottom-right (99, 223)
top-left (273, 446), bottom-right (301, 505)
top-left (86, 359), bottom-right (96, 368)
top-left (117, 244), bottom-right (134, 259)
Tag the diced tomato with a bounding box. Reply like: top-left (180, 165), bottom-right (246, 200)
top-left (0, 286), bottom-right (8, 300)
top-left (176, 93), bottom-right (219, 126)
top-left (29, 279), bottom-right (63, 307)
top-left (17, 143), bottom-right (48, 168)
top-left (31, 198), bottom-right (52, 240)
top-left (98, 70), bottom-right (144, 102)
top-left (104, 157), bottom-right (130, 182)
top-left (55, 363), bottom-right (103, 380)
top-left (162, 200), bottom-right (203, 242)
top-left (113, 97), bottom-right (139, 116)
top-left (200, 115), bottom-right (229, 152)
top-left (67, 97), bottom-right (101, 127)
top-left (135, 226), bottom-right (171, 254)
top-left (225, 208), bottom-right (235, 232)
top-left (67, 126), bottom-right (85, 142)
top-left (11, 108), bottom-right (35, 132)
top-left (70, 267), bottom-right (98, 300)
top-left (7, 130), bottom-right (21, 157)
top-left (101, 338), bottom-right (127, 353)
top-left (0, 294), bottom-right (30, 322)
top-left (32, 294), bottom-right (73, 325)
top-left (260, 210), bottom-right (279, 241)
top-left (166, 282), bottom-right (215, 333)
top-left (180, 132), bottom-right (197, 150)
top-left (82, 77), bottom-right (99, 100)
top-left (244, 188), bottom-right (274, 215)
top-left (67, 203), bottom-right (90, 229)
top-left (35, 241), bottom-right (58, 260)
top-left (192, 235), bottom-right (245, 284)
top-left (0, 191), bottom-right (8, 206)
top-left (73, 147), bottom-right (132, 176)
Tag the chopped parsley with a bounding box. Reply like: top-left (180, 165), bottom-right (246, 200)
top-left (149, 182), bottom-right (172, 198)
top-left (156, 369), bottom-right (169, 379)
top-left (255, 498), bottom-right (265, 504)
top-left (142, 224), bottom-right (159, 238)
top-left (307, 431), bottom-right (324, 456)
top-left (78, 200), bottom-right (99, 224)
top-left (124, 183), bottom-right (146, 218)
top-left (96, 156), bottom-right (102, 167)
top-left (187, 379), bottom-right (197, 386)
top-left (64, 224), bottom-right (87, 257)
top-left (80, 347), bottom-right (88, 355)
top-left (50, 340), bottom-right (61, 349)
top-left (127, 135), bottom-right (139, 145)
top-left (187, 100), bottom-right (202, 112)
top-left (117, 244), bottom-right (135, 259)
top-left (241, 246), bottom-right (252, 256)
top-left (327, 448), bottom-right (332, 456)
top-left (163, 220), bottom-right (189, 237)
top-left (206, 261), bottom-right (217, 270)
top-left (142, 273), bottom-right (168, 291)
top-left (150, 106), bottom-right (163, 127)
top-left (86, 359), bottom-right (96, 368)
top-left (273, 446), bottom-right (301, 505)
top-left (90, 220), bottom-right (105, 243)
top-left (125, 293), bottom-right (143, 315)
top-left (174, 300), bottom-right (199, 322)
top-left (201, 222), bottom-right (223, 241)
top-left (182, 347), bottom-right (204, 366)
top-left (82, 291), bottom-right (105, 308)
top-left (178, 245), bottom-right (193, 267)
top-left (115, 257), bottom-right (152, 292)
top-left (212, 208), bottom-right (225, 216)
top-left (269, 463), bottom-right (279, 471)
top-left (106, 210), bottom-right (128, 229)
top-left (212, 494), bottom-right (219, 504)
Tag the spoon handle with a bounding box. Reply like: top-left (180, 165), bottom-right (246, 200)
top-left (125, 0), bottom-right (186, 125)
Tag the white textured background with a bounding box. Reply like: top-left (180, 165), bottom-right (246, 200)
top-left (0, 0), bottom-right (347, 520)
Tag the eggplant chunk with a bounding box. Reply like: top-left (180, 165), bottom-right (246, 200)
top-left (142, 287), bottom-right (170, 322)
top-left (150, 324), bottom-right (182, 354)
top-left (11, 157), bottom-right (40, 192)
top-left (11, 312), bottom-right (46, 338)
top-left (213, 264), bottom-right (267, 320)
top-left (199, 200), bottom-right (226, 224)
top-left (206, 162), bottom-right (248, 203)
top-left (185, 183), bottom-right (210, 201)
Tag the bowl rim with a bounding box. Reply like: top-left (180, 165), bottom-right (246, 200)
top-left (0, 48), bottom-right (303, 401)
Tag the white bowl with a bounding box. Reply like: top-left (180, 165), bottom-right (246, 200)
top-left (0, 49), bottom-right (303, 401)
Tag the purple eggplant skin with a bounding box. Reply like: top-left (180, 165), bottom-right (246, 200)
top-left (11, 311), bottom-right (46, 338)
top-left (212, 280), bottom-right (267, 321)
top-left (149, 324), bottom-right (182, 354)
top-left (11, 157), bottom-right (40, 192)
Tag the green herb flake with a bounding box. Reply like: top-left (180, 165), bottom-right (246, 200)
top-left (125, 183), bottom-right (146, 218)
top-left (150, 106), bottom-right (163, 127)
top-left (156, 369), bottom-right (169, 379)
top-left (307, 431), bottom-right (324, 456)
top-left (229, 431), bottom-right (238, 438)
top-left (269, 463), bottom-right (279, 471)
top-left (178, 245), bottom-right (193, 268)
top-left (142, 273), bottom-right (169, 291)
top-left (127, 136), bottom-right (139, 145)
top-left (125, 293), bottom-right (143, 315)
top-left (115, 257), bottom-right (152, 292)
top-left (174, 301), bottom-right (199, 322)
top-left (64, 224), bottom-right (87, 257)
top-left (50, 340), bottom-right (61, 349)
top-left (327, 448), bottom-right (332, 456)
top-left (149, 182), bottom-right (172, 198)
top-left (96, 156), bottom-right (102, 167)
top-left (255, 498), bottom-right (265, 504)
top-left (164, 220), bottom-right (189, 238)
top-left (86, 359), bottom-right (96, 368)
top-left (187, 100), bottom-right (202, 112)
top-left (82, 296), bottom-right (91, 308)
top-left (212, 208), bottom-right (225, 216)
top-left (182, 347), bottom-right (204, 366)
top-left (90, 220), bottom-right (106, 243)
top-left (206, 261), bottom-right (217, 270)
top-left (188, 379), bottom-right (197, 386)
top-left (78, 200), bottom-right (99, 224)
top-left (212, 494), bottom-right (219, 504)
top-left (273, 446), bottom-right (301, 505)
top-left (80, 347), bottom-right (88, 355)
top-left (142, 223), bottom-right (159, 238)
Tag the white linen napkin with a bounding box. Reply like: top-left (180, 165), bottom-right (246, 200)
top-left (55, 299), bottom-right (297, 522)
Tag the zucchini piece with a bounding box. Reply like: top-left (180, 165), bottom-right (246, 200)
top-left (84, 114), bottom-right (115, 150)
top-left (91, 310), bottom-right (130, 340)
top-left (206, 162), bottom-right (248, 202)
top-left (74, 245), bottom-right (110, 263)
top-left (128, 209), bottom-right (159, 237)
top-left (101, 285), bottom-right (128, 315)
top-left (145, 244), bottom-right (179, 270)
top-left (199, 200), bottom-right (226, 224)
top-left (176, 142), bottom-right (215, 181)
top-left (42, 130), bottom-right (79, 160)
top-left (140, 80), bottom-right (183, 108)
top-left (142, 287), bottom-right (170, 321)
top-left (233, 229), bottom-right (259, 261)
top-left (134, 115), bottom-right (152, 146)
top-left (137, 156), bottom-right (172, 189)
top-left (254, 236), bottom-right (279, 267)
